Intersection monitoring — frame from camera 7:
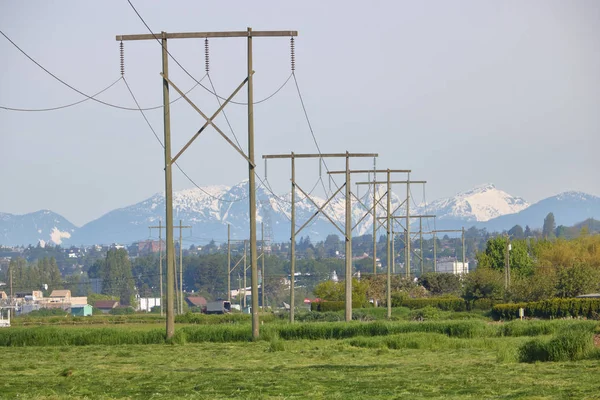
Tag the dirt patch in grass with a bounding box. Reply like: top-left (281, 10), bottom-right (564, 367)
top-left (594, 334), bottom-right (600, 348)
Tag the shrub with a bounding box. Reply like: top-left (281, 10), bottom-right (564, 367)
top-left (391, 295), bottom-right (467, 311)
top-left (108, 307), bottom-right (135, 315)
top-left (492, 298), bottom-right (600, 320)
top-left (519, 329), bottom-right (594, 362)
top-left (311, 301), bottom-right (364, 312)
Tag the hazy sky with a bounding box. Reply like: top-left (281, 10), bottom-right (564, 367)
top-left (1, 1), bottom-right (599, 227)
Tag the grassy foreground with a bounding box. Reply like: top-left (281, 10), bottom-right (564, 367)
top-left (1, 317), bottom-right (600, 399)
top-left (1, 337), bottom-right (599, 399)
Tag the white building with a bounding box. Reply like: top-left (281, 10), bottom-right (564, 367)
top-left (436, 259), bottom-right (469, 275)
top-left (136, 296), bottom-right (161, 312)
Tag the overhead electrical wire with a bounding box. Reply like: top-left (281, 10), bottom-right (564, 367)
top-left (125, 0), bottom-right (293, 106)
top-left (0, 29), bottom-right (205, 112)
top-left (122, 75), bottom-right (249, 203)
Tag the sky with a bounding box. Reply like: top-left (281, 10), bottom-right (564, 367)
top-left (1, 1), bottom-right (599, 227)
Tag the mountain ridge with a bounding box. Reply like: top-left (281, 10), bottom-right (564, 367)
top-left (1, 183), bottom-right (599, 246)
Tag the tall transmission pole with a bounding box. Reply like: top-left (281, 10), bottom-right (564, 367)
top-left (261, 223), bottom-right (265, 312)
top-left (406, 173), bottom-right (411, 278)
top-left (151, 221), bottom-right (190, 315)
top-left (149, 220), bottom-right (164, 316)
top-left (263, 152), bottom-right (377, 322)
top-left (116, 28), bottom-right (297, 339)
top-left (227, 225), bottom-right (231, 302)
top-left (178, 220), bottom-right (191, 314)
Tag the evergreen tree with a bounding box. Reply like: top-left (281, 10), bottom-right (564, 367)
top-left (508, 225), bottom-right (524, 239)
top-left (542, 212), bottom-right (556, 239)
top-left (101, 249), bottom-right (134, 305)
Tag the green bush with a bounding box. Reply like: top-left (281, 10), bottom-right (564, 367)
top-left (310, 301), bottom-right (364, 312)
top-left (391, 295), bottom-right (467, 311)
top-left (492, 298), bottom-right (600, 320)
top-left (519, 329), bottom-right (594, 362)
top-left (108, 307), bottom-right (135, 315)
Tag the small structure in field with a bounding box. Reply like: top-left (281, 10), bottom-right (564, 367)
top-left (71, 304), bottom-right (93, 317)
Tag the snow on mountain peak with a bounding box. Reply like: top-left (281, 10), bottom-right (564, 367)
top-left (424, 184), bottom-right (529, 222)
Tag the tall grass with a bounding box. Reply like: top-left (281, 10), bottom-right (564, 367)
top-left (0, 319), bottom-right (597, 347)
top-left (519, 329), bottom-right (595, 362)
top-left (0, 327), bottom-right (166, 346)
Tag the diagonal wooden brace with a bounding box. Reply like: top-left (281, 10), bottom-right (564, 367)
top-left (294, 183), bottom-right (346, 238)
top-left (166, 72), bottom-right (255, 167)
top-left (352, 190), bottom-right (388, 231)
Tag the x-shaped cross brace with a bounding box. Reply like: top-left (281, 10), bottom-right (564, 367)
top-left (161, 72), bottom-right (256, 167)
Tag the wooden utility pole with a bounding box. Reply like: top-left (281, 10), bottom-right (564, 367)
top-left (406, 173), bottom-right (411, 278)
top-left (372, 169), bottom-right (378, 275)
top-left (357, 178), bottom-right (426, 279)
top-left (462, 227), bottom-right (466, 274)
top-left (149, 220), bottom-right (164, 316)
top-left (261, 223), bottom-right (265, 312)
top-left (386, 170), bottom-right (392, 319)
top-left (151, 221), bottom-right (190, 315)
top-left (243, 240), bottom-right (247, 309)
top-left (227, 225), bottom-right (231, 302)
top-left (337, 168), bottom-right (412, 319)
top-left (263, 152), bottom-right (377, 322)
top-left (117, 28), bottom-right (297, 339)
top-left (178, 220), bottom-right (191, 314)
top-left (420, 229), bottom-right (466, 273)
top-left (433, 231), bottom-right (437, 272)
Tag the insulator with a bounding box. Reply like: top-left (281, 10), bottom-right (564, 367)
top-left (119, 41), bottom-right (125, 76)
top-left (264, 159), bottom-right (267, 179)
top-left (290, 37), bottom-right (295, 72)
top-left (205, 38), bottom-right (209, 73)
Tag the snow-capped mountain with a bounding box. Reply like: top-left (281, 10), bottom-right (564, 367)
top-left (67, 181), bottom-right (404, 245)
top-left (0, 210), bottom-right (76, 246)
top-left (420, 183), bottom-right (529, 222)
top-left (478, 191), bottom-right (600, 233)
top-left (2, 183), bottom-right (599, 246)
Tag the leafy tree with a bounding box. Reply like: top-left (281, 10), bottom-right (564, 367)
top-left (462, 267), bottom-right (505, 302)
top-left (419, 272), bottom-right (461, 296)
top-left (476, 237), bottom-right (533, 276)
top-left (542, 212), bottom-right (556, 239)
top-left (555, 264), bottom-right (600, 298)
top-left (313, 278), bottom-right (369, 305)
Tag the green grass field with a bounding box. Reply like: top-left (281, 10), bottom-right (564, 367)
top-left (1, 314), bottom-right (599, 399)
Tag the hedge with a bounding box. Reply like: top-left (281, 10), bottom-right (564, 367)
top-left (390, 295), bottom-right (467, 312)
top-left (492, 298), bottom-right (600, 320)
top-left (311, 301), bottom-right (365, 312)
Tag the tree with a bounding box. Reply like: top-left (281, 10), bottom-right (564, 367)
top-left (476, 237), bottom-right (533, 276)
top-left (101, 249), bottom-right (134, 305)
top-left (555, 263), bottom-right (600, 298)
top-left (524, 225), bottom-right (532, 238)
top-left (463, 267), bottom-right (504, 302)
top-left (508, 225), bottom-right (524, 239)
top-left (542, 212), bottom-right (556, 239)
top-left (419, 272), bottom-right (461, 296)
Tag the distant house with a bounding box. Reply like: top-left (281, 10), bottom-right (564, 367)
top-left (49, 290), bottom-right (71, 300)
top-left (71, 304), bottom-right (93, 317)
top-left (185, 296), bottom-right (207, 309)
top-left (94, 300), bottom-right (119, 313)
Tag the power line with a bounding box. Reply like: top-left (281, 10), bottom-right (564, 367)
top-left (0, 29), bottom-right (204, 112)
top-left (125, 0), bottom-right (292, 106)
top-left (0, 77), bottom-right (122, 112)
